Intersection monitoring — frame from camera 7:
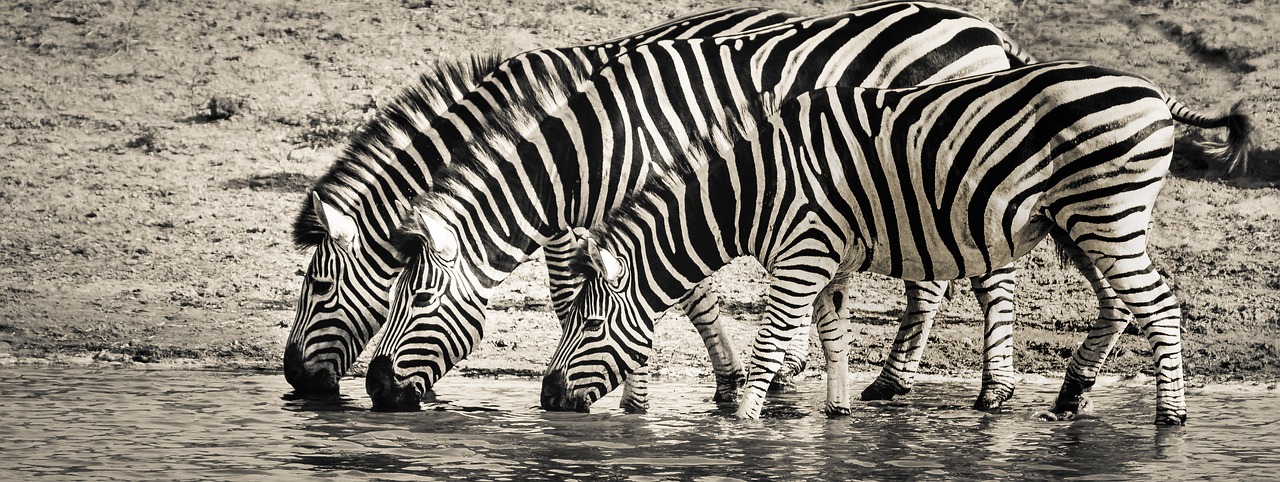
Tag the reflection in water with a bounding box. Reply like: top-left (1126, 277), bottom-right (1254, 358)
top-left (1, 367), bottom-right (1277, 480)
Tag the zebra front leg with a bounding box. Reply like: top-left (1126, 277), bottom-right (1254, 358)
top-left (861, 281), bottom-right (947, 401)
top-left (972, 266), bottom-right (1018, 411)
top-left (1047, 236), bottom-right (1133, 420)
top-left (814, 281), bottom-right (854, 416)
top-left (675, 277), bottom-right (746, 404)
top-left (736, 272), bottom-right (829, 419)
top-left (619, 363), bottom-right (650, 413)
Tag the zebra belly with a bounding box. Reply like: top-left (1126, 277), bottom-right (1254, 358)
top-left (838, 210), bottom-right (1052, 282)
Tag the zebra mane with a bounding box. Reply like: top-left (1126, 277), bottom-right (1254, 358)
top-left (418, 51), bottom-right (633, 229)
top-left (291, 53), bottom-right (505, 249)
top-left (414, 54), bottom-right (594, 219)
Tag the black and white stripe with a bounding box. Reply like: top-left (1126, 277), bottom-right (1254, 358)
top-left (365, 2), bottom-right (1043, 409)
top-left (545, 61), bottom-right (1249, 422)
top-left (282, 6), bottom-right (799, 395)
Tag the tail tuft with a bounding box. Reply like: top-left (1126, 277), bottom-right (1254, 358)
top-left (1199, 101), bottom-right (1252, 177)
top-left (1169, 97), bottom-right (1253, 177)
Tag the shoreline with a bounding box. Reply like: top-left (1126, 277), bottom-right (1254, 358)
top-left (5, 352), bottom-right (1275, 393)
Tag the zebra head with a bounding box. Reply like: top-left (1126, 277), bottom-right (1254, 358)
top-left (365, 206), bottom-right (487, 410)
top-left (541, 231), bottom-right (652, 412)
top-left (284, 192), bottom-right (393, 394)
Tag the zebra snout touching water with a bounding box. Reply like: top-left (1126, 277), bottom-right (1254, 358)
top-left (283, 342), bottom-right (341, 395)
top-left (543, 61), bottom-right (1250, 423)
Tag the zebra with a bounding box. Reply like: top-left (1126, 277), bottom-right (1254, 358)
top-left (284, 5), bottom-right (800, 395)
top-left (541, 60), bottom-right (1250, 423)
top-left (364, 3), bottom-right (1051, 410)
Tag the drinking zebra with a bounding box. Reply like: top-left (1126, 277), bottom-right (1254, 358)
top-left (284, 5), bottom-right (800, 395)
top-left (363, 3), bottom-right (1052, 410)
top-left (541, 61), bottom-right (1249, 424)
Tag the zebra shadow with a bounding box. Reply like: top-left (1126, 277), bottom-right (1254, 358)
top-left (223, 172), bottom-right (315, 193)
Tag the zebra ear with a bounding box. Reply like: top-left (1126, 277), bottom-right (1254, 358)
top-left (414, 208), bottom-right (459, 263)
top-left (311, 192), bottom-right (358, 249)
top-left (392, 199), bottom-right (412, 226)
top-left (584, 237), bottom-right (624, 286)
top-left (569, 227), bottom-right (593, 248)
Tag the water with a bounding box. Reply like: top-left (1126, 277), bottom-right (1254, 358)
top-left (1, 368), bottom-right (1277, 481)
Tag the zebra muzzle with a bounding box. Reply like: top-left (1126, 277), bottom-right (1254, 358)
top-left (366, 355), bottom-right (423, 411)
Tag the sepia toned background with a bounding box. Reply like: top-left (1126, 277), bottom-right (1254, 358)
top-left (1, 0), bottom-right (1276, 388)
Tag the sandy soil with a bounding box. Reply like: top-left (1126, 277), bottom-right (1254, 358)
top-left (2, 0), bottom-right (1277, 388)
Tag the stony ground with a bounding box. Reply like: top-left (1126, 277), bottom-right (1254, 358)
top-left (1, 0), bottom-right (1277, 391)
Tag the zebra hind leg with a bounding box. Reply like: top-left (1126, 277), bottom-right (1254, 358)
top-left (971, 266), bottom-right (1018, 411)
top-left (770, 331), bottom-right (811, 393)
top-left (861, 281), bottom-right (947, 401)
top-left (1050, 226), bottom-right (1186, 425)
top-left (1044, 231), bottom-right (1133, 421)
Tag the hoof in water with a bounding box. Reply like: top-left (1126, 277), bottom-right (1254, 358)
top-left (821, 402), bottom-right (852, 418)
top-left (713, 373), bottom-right (745, 404)
top-left (1155, 413), bottom-right (1188, 426)
top-left (1036, 410), bottom-right (1076, 422)
top-left (973, 385), bottom-right (1015, 411)
top-left (860, 378), bottom-right (910, 401)
top-left (1040, 395), bottom-right (1093, 422)
top-left (768, 371), bottom-right (799, 393)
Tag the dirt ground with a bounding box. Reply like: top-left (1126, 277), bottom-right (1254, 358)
top-left (2, 0), bottom-right (1277, 389)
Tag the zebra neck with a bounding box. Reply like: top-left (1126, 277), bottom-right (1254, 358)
top-left (432, 195), bottom-right (558, 292)
top-left (603, 162), bottom-right (746, 314)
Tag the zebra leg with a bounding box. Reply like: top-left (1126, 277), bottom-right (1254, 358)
top-left (674, 278), bottom-right (746, 404)
top-left (814, 281), bottom-right (854, 416)
top-left (619, 363), bottom-right (650, 413)
top-left (736, 270), bottom-right (830, 419)
top-left (1048, 236), bottom-right (1133, 420)
top-left (770, 327), bottom-right (811, 393)
top-left (972, 266), bottom-right (1018, 411)
top-left (1051, 231), bottom-right (1186, 425)
top-left (860, 281), bottom-right (947, 401)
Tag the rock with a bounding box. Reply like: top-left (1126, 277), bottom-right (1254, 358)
top-left (206, 95), bottom-right (248, 120)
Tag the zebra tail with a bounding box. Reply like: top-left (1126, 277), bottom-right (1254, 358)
top-left (1166, 96), bottom-right (1253, 176)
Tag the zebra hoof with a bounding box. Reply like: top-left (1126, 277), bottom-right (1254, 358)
top-left (860, 378), bottom-right (910, 401)
top-left (821, 403), bottom-right (852, 418)
top-left (1155, 412), bottom-right (1187, 426)
top-left (620, 400), bottom-right (648, 414)
top-left (768, 371), bottom-right (800, 393)
top-left (1041, 394), bottom-right (1093, 422)
top-left (1036, 410), bottom-right (1074, 422)
top-left (973, 385), bottom-right (1015, 411)
top-left (713, 373), bottom-right (745, 404)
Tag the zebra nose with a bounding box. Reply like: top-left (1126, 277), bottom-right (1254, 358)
top-left (283, 345), bottom-right (340, 394)
top-left (367, 355), bottom-right (422, 411)
top-left (540, 369), bottom-right (570, 411)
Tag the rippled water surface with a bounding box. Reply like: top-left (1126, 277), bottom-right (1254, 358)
top-left (2, 367), bottom-right (1278, 480)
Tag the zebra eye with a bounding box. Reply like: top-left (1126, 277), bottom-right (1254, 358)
top-left (311, 279), bottom-right (335, 296)
top-left (584, 316), bottom-right (605, 331)
top-left (412, 289), bottom-right (439, 308)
